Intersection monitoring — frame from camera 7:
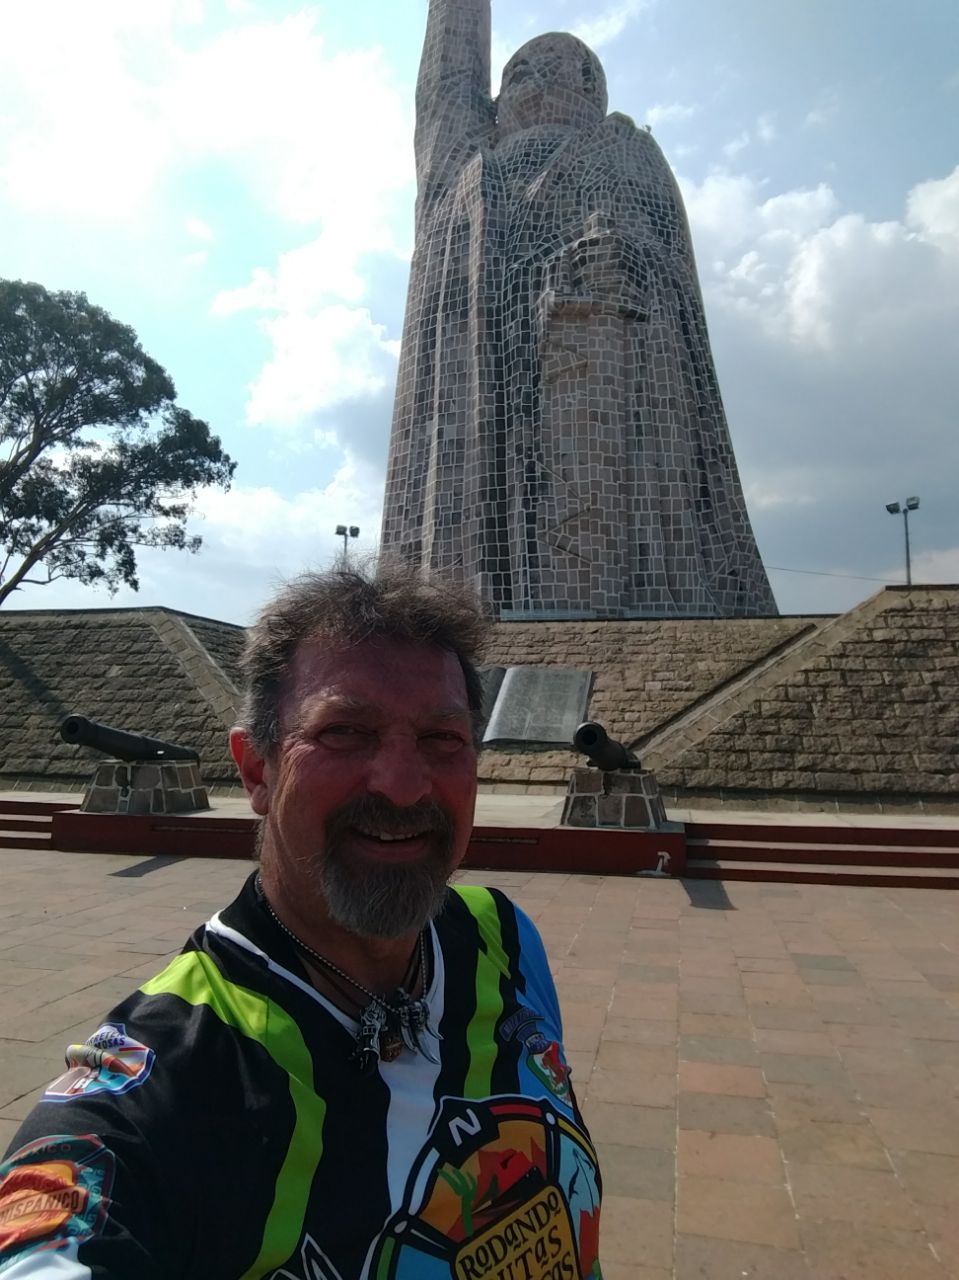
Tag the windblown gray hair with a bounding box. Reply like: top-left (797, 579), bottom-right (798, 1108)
top-left (237, 559), bottom-right (490, 754)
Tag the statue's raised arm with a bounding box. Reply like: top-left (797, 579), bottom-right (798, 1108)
top-left (415, 0), bottom-right (493, 196)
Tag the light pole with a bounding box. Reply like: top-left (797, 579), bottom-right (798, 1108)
top-left (335, 524), bottom-right (360, 564)
top-left (885, 496), bottom-right (919, 585)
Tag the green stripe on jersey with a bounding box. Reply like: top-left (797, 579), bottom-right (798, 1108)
top-left (452, 886), bottom-right (508, 1099)
top-left (142, 950), bottom-right (324, 1279)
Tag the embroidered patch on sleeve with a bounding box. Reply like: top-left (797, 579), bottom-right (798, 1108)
top-left (0, 1135), bottom-right (114, 1268)
top-left (44, 1024), bottom-right (155, 1102)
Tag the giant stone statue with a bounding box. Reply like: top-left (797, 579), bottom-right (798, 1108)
top-left (381, 0), bottom-right (778, 618)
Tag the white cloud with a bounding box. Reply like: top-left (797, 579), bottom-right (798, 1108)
top-left (906, 548), bottom-right (959, 584)
top-left (759, 184), bottom-right (839, 235)
top-left (5, 5), bottom-right (420, 469)
top-left (718, 113), bottom-right (777, 156)
top-left (213, 232), bottom-right (389, 316)
top-left (163, 15), bottom-right (413, 227)
top-left (0, 9), bottom-right (413, 227)
top-left (8, 462), bottom-right (388, 622)
top-left (213, 240), bottom-right (404, 447)
top-left (680, 173), bottom-right (765, 251)
top-left (722, 131), bottom-right (751, 159)
top-left (645, 102), bottom-right (696, 129)
top-left (679, 166), bottom-right (959, 353)
top-left (185, 216), bottom-right (215, 243)
top-left (907, 166), bottom-right (959, 249)
top-left (242, 306), bottom-right (398, 429)
top-left (675, 160), bottom-right (959, 614)
top-left (0, 7), bottom-right (176, 219)
top-left (192, 461), bottom-right (383, 560)
top-left (745, 473), bottom-right (817, 510)
top-left (571, 0), bottom-right (651, 50)
top-left (756, 113), bottom-right (777, 144)
top-left (803, 92), bottom-right (840, 128)
top-left (178, 459), bottom-right (388, 620)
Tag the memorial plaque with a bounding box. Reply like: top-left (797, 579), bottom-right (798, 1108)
top-left (483, 667), bottom-right (592, 746)
top-left (478, 665), bottom-right (506, 725)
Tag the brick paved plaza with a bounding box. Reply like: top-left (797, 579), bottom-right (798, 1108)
top-left (2, 847), bottom-right (958, 1278)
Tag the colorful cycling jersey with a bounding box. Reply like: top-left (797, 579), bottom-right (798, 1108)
top-left (0, 876), bottom-right (603, 1279)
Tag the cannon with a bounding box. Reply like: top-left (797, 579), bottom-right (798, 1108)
top-left (60, 715), bottom-right (199, 764)
top-left (572, 721), bottom-right (641, 772)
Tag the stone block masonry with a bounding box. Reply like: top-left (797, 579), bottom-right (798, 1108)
top-left (382, 0), bottom-right (777, 619)
top-left (82, 759), bottom-right (210, 815)
top-left (562, 766), bottom-right (668, 829)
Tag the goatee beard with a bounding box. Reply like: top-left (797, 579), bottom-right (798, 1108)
top-left (312, 795), bottom-right (456, 939)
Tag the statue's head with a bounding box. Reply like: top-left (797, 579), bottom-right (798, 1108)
top-left (497, 33), bottom-right (608, 136)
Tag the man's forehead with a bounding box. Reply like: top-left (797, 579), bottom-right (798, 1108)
top-left (287, 636), bottom-right (468, 705)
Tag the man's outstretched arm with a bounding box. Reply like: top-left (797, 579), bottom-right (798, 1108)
top-left (415, 0), bottom-right (494, 193)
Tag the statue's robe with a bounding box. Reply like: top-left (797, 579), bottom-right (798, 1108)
top-left (382, 9), bottom-right (777, 617)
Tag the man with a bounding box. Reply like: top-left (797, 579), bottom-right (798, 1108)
top-left (0, 566), bottom-right (603, 1279)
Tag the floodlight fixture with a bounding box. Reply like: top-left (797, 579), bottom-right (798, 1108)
top-left (335, 523), bottom-right (360, 562)
top-left (885, 496), bottom-right (920, 586)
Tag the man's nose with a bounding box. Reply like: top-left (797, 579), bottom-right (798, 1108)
top-left (366, 736), bottom-right (431, 808)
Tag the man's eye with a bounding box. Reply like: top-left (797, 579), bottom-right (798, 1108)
top-left (318, 726), bottom-right (371, 746)
top-left (422, 732), bottom-right (467, 753)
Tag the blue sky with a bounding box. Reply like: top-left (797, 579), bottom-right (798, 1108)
top-left (1, 0), bottom-right (957, 622)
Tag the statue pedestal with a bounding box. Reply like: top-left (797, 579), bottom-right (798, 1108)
top-left (82, 759), bottom-right (210, 815)
top-left (562, 767), bottom-right (667, 830)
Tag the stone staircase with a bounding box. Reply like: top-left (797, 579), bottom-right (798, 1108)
top-left (684, 820), bottom-right (959, 888)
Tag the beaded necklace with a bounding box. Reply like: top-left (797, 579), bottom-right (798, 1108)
top-left (257, 878), bottom-right (438, 1073)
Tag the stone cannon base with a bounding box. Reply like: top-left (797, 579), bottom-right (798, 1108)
top-left (81, 759), bottom-right (210, 815)
top-left (562, 766), bottom-right (668, 830)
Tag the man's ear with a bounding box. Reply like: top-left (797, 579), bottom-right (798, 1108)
top-left (230, 728), bottom-right (270, 816)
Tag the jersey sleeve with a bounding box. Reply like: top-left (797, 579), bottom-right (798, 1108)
top-left (506, 898), bottom-right (565, 1037)
top-left (0, 1017), bottom-right (190, 1278)
top-left (500, 893), bottom-right (595, 1124)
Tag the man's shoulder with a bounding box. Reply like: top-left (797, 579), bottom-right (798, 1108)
top-left (446, 881), bottom-right (523, 924)
top-left (443, 884), bottom-right (547, 965)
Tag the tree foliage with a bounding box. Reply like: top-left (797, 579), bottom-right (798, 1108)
top-left (0, 279), bottom-right (235, 606)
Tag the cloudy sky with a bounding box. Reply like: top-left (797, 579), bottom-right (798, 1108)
top-left (1, 0), bottom-right (956, 623)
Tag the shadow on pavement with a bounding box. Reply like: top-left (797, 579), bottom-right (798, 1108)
top-left (110, 855), bottom-right (185, 878)
top-left (680, 876), bottom-right (736, 910)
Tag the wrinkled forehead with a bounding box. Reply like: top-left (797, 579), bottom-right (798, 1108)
top-left (284, 636), bottom-right (470, 719)
top-left (503, 32), bottom-right (607, 104)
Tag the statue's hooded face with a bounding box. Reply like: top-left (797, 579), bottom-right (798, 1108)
top-left (498, 33), bottom-right (607, 135)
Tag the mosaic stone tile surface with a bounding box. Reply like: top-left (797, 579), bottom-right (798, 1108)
top-left (382, 0), bottom-right (777, 619)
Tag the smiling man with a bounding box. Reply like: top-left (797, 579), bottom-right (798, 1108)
top-left (0, 565), bottom-right (603, 1280)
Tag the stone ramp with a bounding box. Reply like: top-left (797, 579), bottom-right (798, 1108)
top-left (649, 585), bottom-right (959, 813)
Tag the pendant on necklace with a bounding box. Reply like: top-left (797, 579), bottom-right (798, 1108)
top-left (379, 1030), bottom-right (404, 1062)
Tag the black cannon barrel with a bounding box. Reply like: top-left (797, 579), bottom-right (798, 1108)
top-left (572, 721), bottom-right (640, 772)
top-left (60, 715), bottom-right (199, 763)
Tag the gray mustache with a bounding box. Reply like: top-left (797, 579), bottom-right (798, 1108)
top-left (328, 796), bottom-right (454, 840)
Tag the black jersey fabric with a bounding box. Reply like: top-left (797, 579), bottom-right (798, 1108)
top-left (0, 875), bottom-right (603, 1279)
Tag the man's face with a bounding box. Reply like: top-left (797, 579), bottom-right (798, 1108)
top-left (498, 35), bottom-right (604, 134)
top-left (232, 638), bottom-right (478, 939)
